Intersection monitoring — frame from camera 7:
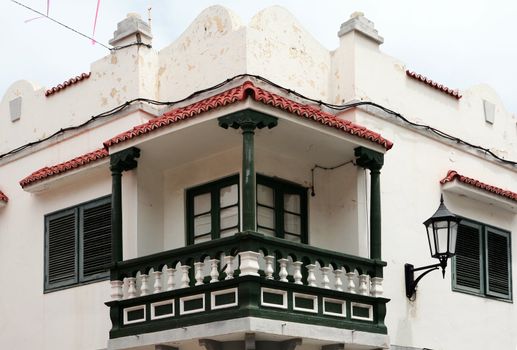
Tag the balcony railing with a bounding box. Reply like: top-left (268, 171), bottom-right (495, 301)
top-left (106, 231), bottom-right (388, 339)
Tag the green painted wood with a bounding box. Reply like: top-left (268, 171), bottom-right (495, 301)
top-left (354, 147), bottom-right (384, 260)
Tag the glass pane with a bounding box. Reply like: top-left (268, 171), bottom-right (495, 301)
top-left (220, 227), bottom-right (238, 238)
top-left (220, 184), bottom-right (238, 207)
top-left (284, 213), bottom-right (301, 235)
top-left (258, 227), bottom-right (275, 237)
top-left (258, 206), bottom-right (275, 229)
top-left (194, 234), bottom-right (211, 244)
top-left (284, 233), bottom-right (302, 243)
top-left (220, 206), bottom-right (238, 230)
top-left (284, 194), bottom-right (300, 213)
top-left (257, 185), bottom-right (274, 206)
top-left (194, 213), bottom-right (211, 236)
top-left (194, 193), bottom-right (211, 215)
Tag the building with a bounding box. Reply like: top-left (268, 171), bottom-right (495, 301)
top-left (0, 6), bottom-right (516, 350)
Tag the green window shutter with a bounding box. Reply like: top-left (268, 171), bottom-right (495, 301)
top-left (46, 209), bottom-right (77, 288)
top-left (81, 199), bottom-right (112, 280)
top-left (485, 228), bottom-right (512, 299)
top-left (454, 222), bottom-right (482, 293)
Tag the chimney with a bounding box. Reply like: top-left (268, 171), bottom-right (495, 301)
top-left (337, 12), bottom-right (383, 45)
top-left (109, 13), bottom-right (153, 47)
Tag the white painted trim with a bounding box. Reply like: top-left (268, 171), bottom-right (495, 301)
top-left (442, 181), bottom-right (517, 213)
top-left (350, 302), bottom-right (373, 321)
top-left (292, 292), bottom-right (318, 313)
top-left (123, 305), bottom-right (146, 325)
top-left (211, 288), bottom-right (238, 310)
top-left (322, 297), bottom-right (347, 318)
top-left (179, 294), bottom-right (205, 315)
top-left (260, 288), bottom-right (287, 309)
top-left (150, 299), bottom-right (175, 320)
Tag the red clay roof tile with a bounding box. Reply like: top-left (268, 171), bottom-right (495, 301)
top-left (45, 72), bottom-right (91, 97)
top-left (104, 81), bottom-right (393, 150)
top-left (440, 170), bottom-right (517, 202)
top-left (19, 148), bottom-right (108, 188)
top-left (406, 70), bottom-right (462, 99)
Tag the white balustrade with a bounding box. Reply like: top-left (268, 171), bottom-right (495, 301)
top-left (166, 267), bottom-right (176, 291)
top-left (224, 255), bottom-right (235, 280)
top-left (153, 271), bottom-right (163, 293)
top-left (346, 271), bottom-right (356, 294)
top-left (371, 277), bottom-right (384, 297)
top-left (264, 255), bottom-right (275, 280)
top-left (292, 261), bottom-right (303, 285)
top-left (110, 280), bottom-right (123, 300)
top-left (334, 269), bottom-right (344, 291)
top-left (320, 266), bottom-right (331, 289)
top-left (127, 277), bottom-right (137, 298)
top-left (238, 251), bottom-right (260, 276)
top-left (180, 265), bottom-right (191, 288)
top-left (209, 259), bottom-right (220, 283)
top-left (359, 274), bottom-right (369, 296)
top-left (140, 274), bottom-right (150, 296)
top-left (194, 262), bottom-right (204, 286)
top-left (278, 258), bottom-right (289, 282)
top-left (306, 264), bottom-right (317, 287)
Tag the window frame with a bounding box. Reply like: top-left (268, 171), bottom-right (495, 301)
top-left (256, 174), bottom-right (308, 244)
top-left (452, 217), bottom-right (512, 302)
top-left (186, 174), bottom-right (240, 245)
top-left (44, 195), bottom-right (111, 292)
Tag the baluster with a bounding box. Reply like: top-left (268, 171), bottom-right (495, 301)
top-left (224, 255), bottom-right (235, 280)
top-left (359, 274), bottom-right (369, 296)
top-left (194, 262), bottom-right (204, 286)
top-left (127, 277), bottom-right (137, 298)
top-left (264, 255), bottom-right (275, 280)
top-left (238, 251), bottom-right (260, 276)
top-left (371, 277), bottom-right (384, 297)
top-left (209, 259), bottom-right (220, 283)
top-left (292, 261), bottom-right (303, 285)
top-left (166, 267), bottom-right (176, 291)
top-left (306, 264), bottom-right (317, 287)
top-left (180, 265), bottom-right (191, 288)
top-left (334, 268), bottom-right (344, 291)
top-left (321, 266), bottom-right (331, 289)
top-left (110, 280), bottom-right (124, 300)
top-left (153, 271), bottom-right (163, 293)
top-left (140, 274), bottom-right (150, 296)
top-left (278, 258), bottom-right (289, 282)
top-left (346, 271), bottom-right (356, 294)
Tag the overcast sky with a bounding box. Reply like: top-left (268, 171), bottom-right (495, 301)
top-left (1, 0), bottom-right (515, 114)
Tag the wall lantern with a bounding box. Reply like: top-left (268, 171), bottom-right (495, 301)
top-left (405, 195), bottom-right (461, 299)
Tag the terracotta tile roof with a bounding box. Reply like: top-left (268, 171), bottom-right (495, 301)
top-left (45, 72), bottom-right (91, 97)
top-left (0, 190), bottom-right (8, 203)
top-left (440, 170), bottom-right (517, 202)
top-left (406, 70), bottom-right (462, 99)
top-left (19, 148), bottom-right (108, 188)
top-left (104, 81), bottom-right (393, 150)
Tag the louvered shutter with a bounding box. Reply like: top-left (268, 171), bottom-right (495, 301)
top-left (454, 222), bottom-right (482, 292)
top-left (80, 199), bottom-right (111, 280)
top-left (485, 228), bottom-right (511, 299)
top-left (46, 209), bottom-right (77, 288)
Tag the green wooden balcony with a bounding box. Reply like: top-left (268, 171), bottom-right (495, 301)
top-left (106, 231), bottom-right (388, 339)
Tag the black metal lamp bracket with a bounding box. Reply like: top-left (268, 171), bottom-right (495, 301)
top-left (404, 262), bottom-right (442, 299)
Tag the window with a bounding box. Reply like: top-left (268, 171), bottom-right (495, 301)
top-left (453, 219), bottom-right (512, 301)
top-left (45, 196), bottom-right (111, 291)
top-left (186, 175), bottom-right (240, 245)
top-left (256, 174), bottom-right (308, 243)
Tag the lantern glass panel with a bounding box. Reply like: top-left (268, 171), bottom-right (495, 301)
top-left (433, 220), bottom-right (450, 256)
top-left (448, 221), bottom-right (458, 255)
top-left (426, 225), bottom-right (437, 257)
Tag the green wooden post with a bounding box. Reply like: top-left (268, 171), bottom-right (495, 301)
top-left (355, 147), bottom-right (384, 260)
top-left (109, 147), bottom-right (140, 264)
top-left (219, 110), bottom-right (278, 232)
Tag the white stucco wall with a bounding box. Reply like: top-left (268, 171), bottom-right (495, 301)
top-left (0, 5), bottom-right (515, 350)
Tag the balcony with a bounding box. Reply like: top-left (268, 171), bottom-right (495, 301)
top-left (106, 231), bottom-right (388, 342)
